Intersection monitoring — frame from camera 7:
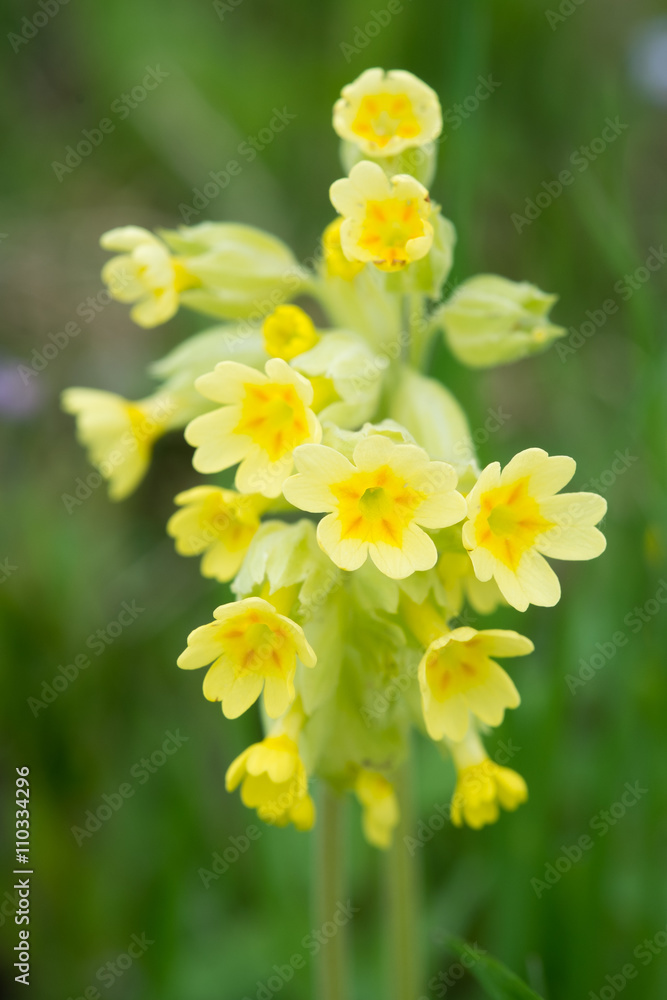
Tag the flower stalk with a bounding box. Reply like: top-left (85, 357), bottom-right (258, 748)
top-left (313, 785), bottom-right (349, 1000)
top-left (385, 756), bottom-right (422, 1000)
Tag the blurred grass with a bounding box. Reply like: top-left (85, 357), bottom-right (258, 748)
top-left (1, 0), bottom-right (666, 997)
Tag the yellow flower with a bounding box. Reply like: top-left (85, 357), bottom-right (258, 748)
top-left (177, 597), bottom-right (316, 719)
top-left (321, 219), bottom-right (365, 280)
top-left (283, 434), bottom-right (466, 579)
top-left (463, 448), bottom-right (607, 611)
top-left (185, 358), bottom-right (322, 498)
top-left (333, 68), bottom-right (442, 157)
top-left (417, 625), bottom-right (533, 742)
top-left (226, 733), bottom-right (315, 830)
top-left (61, 388), bottom-right (175, 500)
top-left (100, 227), bottom-right (198, 328)
top-left (448, 730), bottom-right (528, 829)
top-left (262, 305), bottom-right (320, 361)
top-left (354, 770), bottom-right (399, 849)
top-left (329, 161), bottom-right (433, 272)
top-left (167, 486), bottom-right (268, 582)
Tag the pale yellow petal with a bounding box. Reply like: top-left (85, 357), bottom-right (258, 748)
top-left (477, 630), bottom-right (534, 658)
top-left (195, 361), bottom-right (266, 404)
top-left (317, 513), bottom-right (368, 571)
top-left (515, 549), bottom-right (561, 607)
top-left (221, 673), bottom-right (264, 719)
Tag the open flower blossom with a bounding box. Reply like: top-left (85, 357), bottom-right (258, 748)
top-left (414, 622), bottom-right (533, 742)
top-left (225, 733), bottom-right (315, 831)
top-left (283, 435), bottom-right (466, 579)
top-left (463, 448), bottom-right (608, 611)
top-left (61, 388), bottom-right (175, 500)
top-left (185, 358), bottom-right (322, 497)
top-left (330, 161), bottom-right (433, 272)
top-left (167, 486), bottom-right (268, 582)
top-left (447, 729), bottom-right (528, 829)
top-left (333, 68), bottom-right (442, 157)
top-left (101, 226), bottom-right (199, 328)
top-left (177, 597), bottom-right (316, 719)
top-left (354, 770), bottom-right (399, 849)
top-left (262, 304), bottom-right (320, 361)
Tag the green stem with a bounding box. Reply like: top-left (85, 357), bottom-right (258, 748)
top-left (385, 757), bottom-right (423, 1000)
top-left (407, 293), bottom-right (431, 370)
top-left (313, 784), bottom-right (348, 1000)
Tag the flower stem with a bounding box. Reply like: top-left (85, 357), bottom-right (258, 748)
top-left (385, 756), bottom-right (423, 1000)
top-left (407, 293), bottom-right (430, 370)
top-left (313, 784), bottom-right (348, 1000)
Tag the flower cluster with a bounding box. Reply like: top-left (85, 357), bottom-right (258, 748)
top-left (63, 68), bottom-right (606, 845)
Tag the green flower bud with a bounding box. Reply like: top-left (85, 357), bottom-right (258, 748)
top-left (292, 332), bottom-right (383, 430)
top-left (149, 324), bottom-right (267, 424)
top-left (232, 520), bottom-right (340, 619)
top-left (436, 274), bottom-right (566, 368)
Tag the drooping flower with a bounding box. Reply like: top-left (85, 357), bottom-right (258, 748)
top-left (447, 729), bottom-right (528, 829)
top-left (177, 597), bottom-right (316, 719)
top-left (167, 486), bottom-right (268, 582)
top-left (100, 227), bottom-right (199, 328)
top-left (321, 219), bottom-right (366, 280)
top-left (158, 221), bottom-right (307, 321)
top-left (463, 448), bottom-right (607, 611)
top-left (333, 68), bottom-right (442, 157)
top-left (262, 305), bottom-right (320, 361)
top-left (185, 358), bottom-right (322, 497)
top-left (415, 624), bottom-right (533, 742)
top-left (61, 388), bottom-right (176, 500)
top-left (437, 274), bottom-right (566, 369)
top-left (354, 769), bottom-right (399, 849)
top-left (283, 434), bottom-right (466, 579)
top-left (226, 733), bottom-right (315, 830)
top-left (330, 161), bottom-right (433, 272)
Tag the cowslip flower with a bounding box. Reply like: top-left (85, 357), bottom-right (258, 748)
top-left (438, 274), bottom-right (566, 369)
top-left (333, 68), bottom-right (442, 157)
top-left (330, 161), bottom-right (433, 272)
top-left (61, 388), bottom-right (175, 500)
top-left (185, 358), bottom-right (322, 497)
top-left (167, 486), bottom-right (268, 582)
top-left (262, 305), bottom-right (320, 361)
top-left (177, 597), bottom-right (316, 719)
top-left (354, 770), bottom-right (399, 849)
top-left (225, 733), bottom-right (315, 830)
top-left (416, 624), bottom-right (533, 742)
top-left (463, 448), bottom-right (607, 611)
top-left (447, 729), bottom-right (528, 829)
top-left (100, 226), bottom-right (199, 328)
top-left (283, 434), bottom-right (466, 579)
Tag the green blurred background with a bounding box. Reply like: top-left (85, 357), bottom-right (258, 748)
top-left (1, 0), bottom-right (666, 997)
